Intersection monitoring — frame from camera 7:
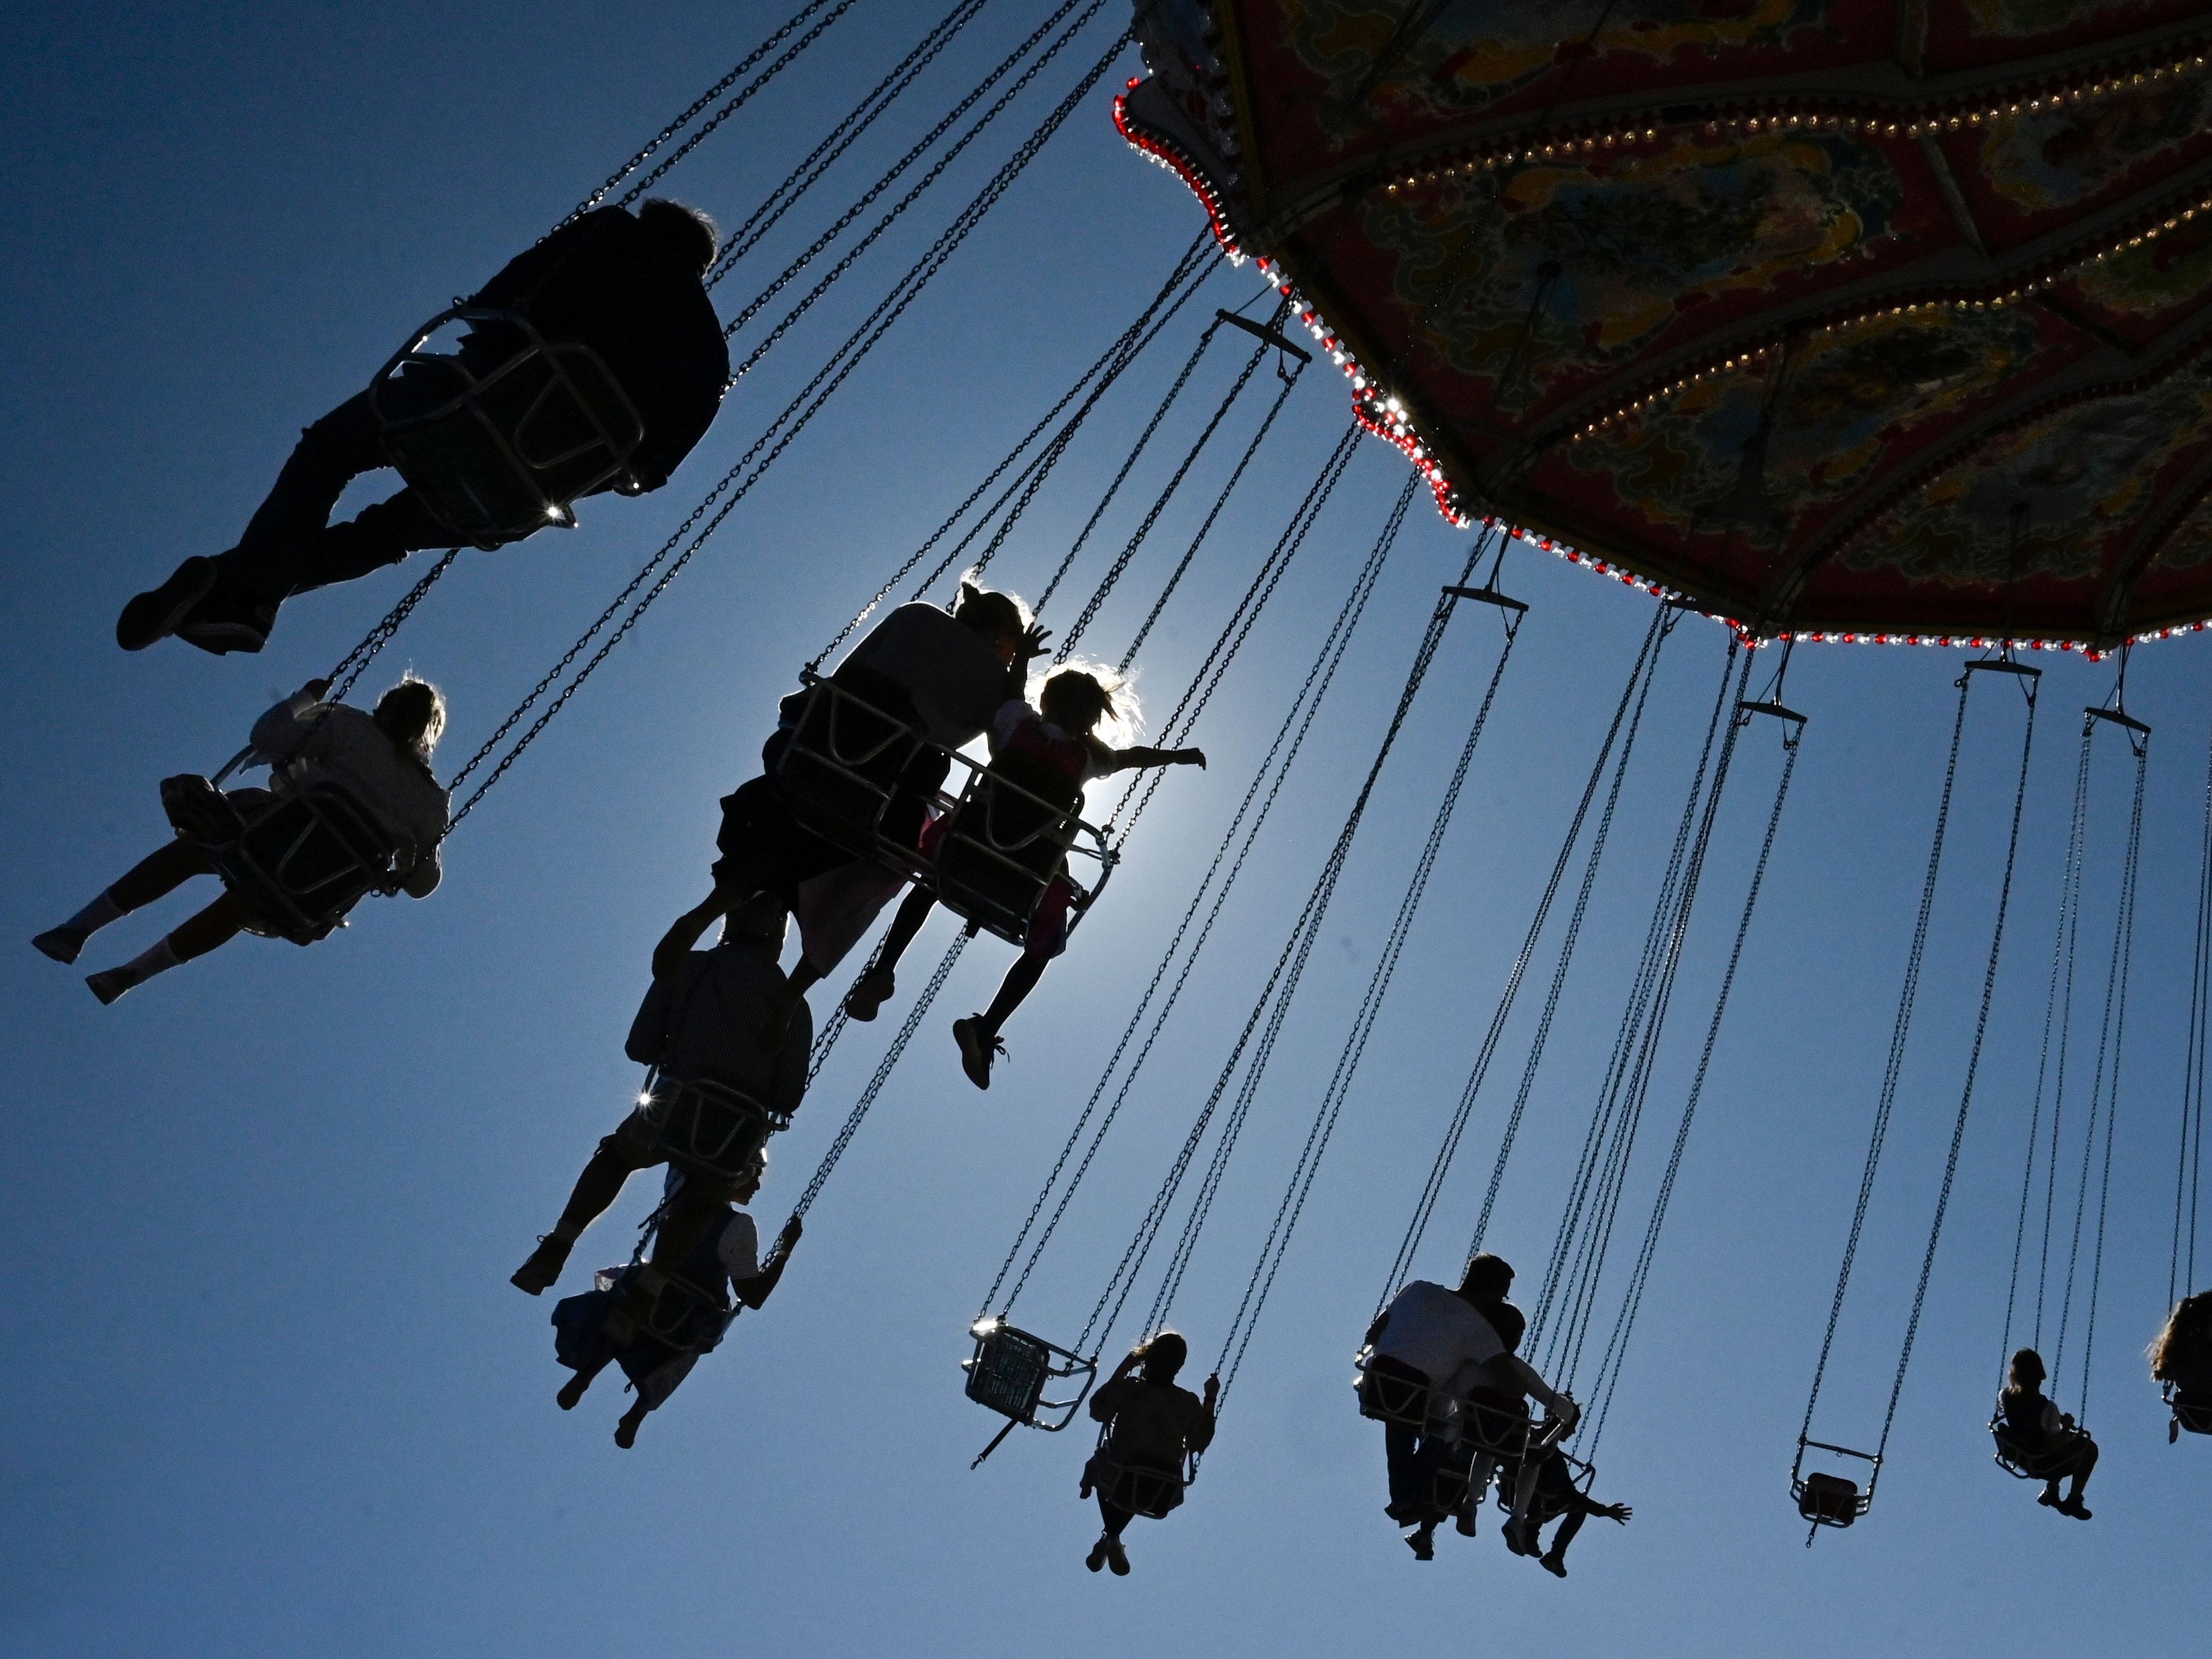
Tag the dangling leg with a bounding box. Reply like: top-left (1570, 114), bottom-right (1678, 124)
top-left (1458, 1454), bottom-right (1495, 1536)
top-left (513, 1125), bottom-right (653, 1293)
top-left (952, 955), bottom-right (1044, 1093)
top-left (1504, 1460), bottom-right (1543, 1554)
top-left (86, 889), bottom-right (253, 1004)
top-left (614, 1394), bottom-right (651, 1449)
top-left (1540, 1508), bottom-right (1588, 1577)
top-left (2060, 1439), bottom-right (2097, 1518)
top-left (846, 884), bottom-right (934, 1019)
top-left (1093, 1495), bottom-right (1135, 1574)
top-left (34, 837), bottom-right (210, 964)
top-left (557, 1351), bottom-right (612, 1410)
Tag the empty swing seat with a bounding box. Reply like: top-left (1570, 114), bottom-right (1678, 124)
top-left (372, 307), bottom-right (645, 549)
top-left (932, 755), bottom-right (1096, 948)
top-left (1796, 1472), bottom-right (1865, 1527)
top-left (170, 778), bottom-right (405, 946)
top-left (651, 1078), bottom-right (790, 1184)
top-left (962, 1319), bottom-right (1096, 1431)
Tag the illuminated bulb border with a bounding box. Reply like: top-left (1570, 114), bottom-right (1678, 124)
top-left (1115, 86), bottom-right (2187, 657)
top-left (1372, 46), bottom-right (2212, 199)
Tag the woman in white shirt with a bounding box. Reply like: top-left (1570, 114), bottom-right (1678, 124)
top-left (32, 675), bottom-right (449, 1002)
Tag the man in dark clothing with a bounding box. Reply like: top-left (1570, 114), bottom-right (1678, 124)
top-left (119, 198), bottom-right (730, 656)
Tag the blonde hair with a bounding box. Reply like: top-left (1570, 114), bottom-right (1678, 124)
top-left (2151, 1290), bottom-right (2212, 1381)
top-left (373, 674), bottom-right (446, 764)
top-left (1033, 660), bottom-right (1141, 747)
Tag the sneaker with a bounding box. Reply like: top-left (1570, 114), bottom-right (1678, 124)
top-left (1453, 1504), bottom-right (1478, 1538)
top-left (1540, 1553), bottom-right (1568, 1579)
top-left (510, 1235), bottom-right (571, 1295)
top-left (85, 968), bottom-right (134, 1006)
top-left (2037, 1488), bottom-right (2062, 1509)
top-left (1502, 1518), bottom-right (1537, 1557)
top-left (2059, 1497), bottom-right (2092, 1520)
top-left (953, 1016), bottom-right (1004, 1091)
top-left (1085, 1537), bottom-right (1110, 1573)
top-left (1405, 1528), bottom-right (1434, 1562)
top-left (174, 578), bottom-right (277, 656)
top-left (843, 967), bottom-right (895, 1022)
top-left (116, 556), bottom-right (218, 651)
top-left (32, 926), bottom-right (88, 965)
top-left (1105, 1539), bottom-right (1130, 1576)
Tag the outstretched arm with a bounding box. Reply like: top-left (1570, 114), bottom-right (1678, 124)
top-left (1099, 745), bottom-right (1206, 776)
top-left (734, 1216), bottom-right (802, 1311)
top-left (1503, 1354), bottom-right (1578, 1426)
top-left (653, 890), bottom-right (727, 982)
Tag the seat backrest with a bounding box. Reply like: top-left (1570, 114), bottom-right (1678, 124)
top-left (1798, 1472), bottom-right (1860, 1524)
top-left (655, 1080), bottom-right (779, 1182)
top-left (222, 787), bottom-right (400, 936)
top-left (778, 674), bottom-right (925, 848)
top-left (965, 1326), bottom-right (1054, 1423)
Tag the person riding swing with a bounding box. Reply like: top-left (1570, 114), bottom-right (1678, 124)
top-left (843, 664), bottom-right (1204, 1089)
top-left (511, 893), bottom-right (807, 1317)
top-left (33, 675), bottom-right (449, 1001)
top-left (549, 1146), bottom-right (796, 1448)
top-left (2151, 1291), bottom-right (2212, 1437)
top-left (119, 199), bottom-right (728, 657)
top-left (1996, 1347), bottom-right (2098, 1518)
top-left (649, 577), bottom-right (1047, 1034)
top-left (1079, 1331), bottom-right (1216, 1576)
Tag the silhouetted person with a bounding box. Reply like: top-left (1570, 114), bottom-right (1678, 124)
top-left (854, 665), bottom-right (1204, 1088)
top-left (1080, 1331), bottom-right (1216, 1576)
top-left (1512, 1453), bottom-right (1631, 1578)
top-left (32, 675), bottom-right (448, 1001)
top-left (119, 199), bottom-right (729, 655)
top-left (550, 1148), bottom-right (797, 1448)
top-left (511, 893), bottom-right (808, 1312)
top-left (1362, 1252), bottom-right (1576, 1544)
top-left (2151, 1289), bottom-right (2212, 1434)
top-left (2000, 1347), bottom-right (2097, 1518)
top-left (651, 578), bottom-right (1045, 1026)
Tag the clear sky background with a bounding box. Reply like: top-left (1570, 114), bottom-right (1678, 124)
top-left (3, 5), bottom-right (2207, 1656)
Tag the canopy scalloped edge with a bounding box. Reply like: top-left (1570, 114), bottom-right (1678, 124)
top-left (1113, 70), bottom-right (2209, 662)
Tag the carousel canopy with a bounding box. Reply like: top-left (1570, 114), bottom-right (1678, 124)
top-left (1121, 1), bottom-right (2212, 651)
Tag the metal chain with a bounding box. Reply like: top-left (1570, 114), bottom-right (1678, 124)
top-left (982, 432), bottom-right (1374, 1317)
top-left (708, 0), bottom-right (989, 278)
top-left (1584, 720), bottom-right (1802, 1459)
top-left (1799, 670), bottom-right (1975, 1451)
top-left (2175, 722), bottom-right (2212, 1310)
top-left (326, 547), bottom-right (462, 701)
top-left (787, 934), bottom-right (969, 1222)
top-left (1214, 585), bottom-right (1523, 1410)
top-left (719, 0), bottom-right (1099, 369)
top-left (810, 231), bottom-right (1211, 667)
top-left (561, 0), bottom-right (847, 225)
top-left (613, 2), bottom-right (865, 212)
top-left (1052, 331), bottom-right (1275, 657)
top-left (1873, 679), bottom-right (2040, 1460)
top-left (440, 29), bottom-right (1129, 829)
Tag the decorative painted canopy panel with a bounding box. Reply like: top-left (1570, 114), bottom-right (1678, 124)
top-left (1121, 0), bottom-right (2212, 648)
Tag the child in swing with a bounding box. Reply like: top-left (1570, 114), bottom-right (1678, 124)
top-left (841, 665), bottom-right (1204, 1089)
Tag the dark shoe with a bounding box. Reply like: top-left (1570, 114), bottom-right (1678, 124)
top-left (953, 1016), bottom-right (1004, 1091)
top-left (1405, 1528), bottom-right (1434, 1562)
top-left (843, 967), bottom-right (895, 1021)
top-left (1540, 1552), bottom-right (1568, 1578)
top-left (614, 1415), bottom-right (641, 1449)
top-left (174, 576), bottom-right (277, 656)
top-left (2059, 1497), bottom-right (2092, 1520)
top-left (117, 556), bottom-right (218, 650)
top-left (86, 968), bottom-right (136, 1006)
top-left (1105, 1539), bottom-right (1130, 1576)
top-left (1502, 1518), bottom-right (1537, 1557)
top-left (1453, 1504), bottom-right (1478, 1538)
top-left (2038, 1487), bottom-right (2062, 1509)
top-left (1086, 1536), bottom-right (1110, 1573)
top-left (32, 926), bottom-right (88, 965)
top-left (511, 1235), bottom-right (571, 1295)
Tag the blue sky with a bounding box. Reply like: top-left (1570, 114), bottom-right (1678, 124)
top-left (3, 5), bottom-right (2207, 1656)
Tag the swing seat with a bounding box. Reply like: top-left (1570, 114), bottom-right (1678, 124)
top-left (2168, 1390), bottom-right (2211, 1439)
top-left (1454, 1395), bottom-right (1566, 1463)
top-left (1795, 1472), bottom-right (1865, 1527)
top-left (932, 755), bottom-right (1102, 949)
top-left (1353, 1352), bottom-right (1437, 1429)
top-left (1088, 1453), bottom-right (1189, 1520)
top-left (961, 1319), bottom-right (1096, 1431)
top-left (651, 1078), bottom-right (789, 1184)
top-left (636, 1266), bottom-right (735, 1355)
top-left (773, 671), bottom-right (932, 865)
top-left (372, 306), bottom-right (646, 550)
top-left (192, 782), bottom-right (405, 946)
